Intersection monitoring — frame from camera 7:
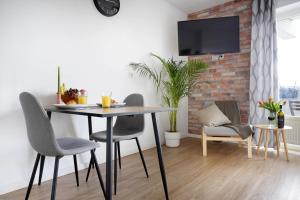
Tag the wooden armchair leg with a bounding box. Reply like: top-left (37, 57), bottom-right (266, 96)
top-left (202, 132), bottom-right (207, 157)
top-left (247, 135), bottom-right (252, 159)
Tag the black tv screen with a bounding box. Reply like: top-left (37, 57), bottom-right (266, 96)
top-left (178, 16), bottom-right (240, 56)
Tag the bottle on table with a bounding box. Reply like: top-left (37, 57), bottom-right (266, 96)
top-left (277, 104), bottom-right (285, 128)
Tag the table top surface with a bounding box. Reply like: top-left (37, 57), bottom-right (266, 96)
top-left (253, 124), bottom-right (292, 130)
top-left (45, 106), bottom-right (174, 117)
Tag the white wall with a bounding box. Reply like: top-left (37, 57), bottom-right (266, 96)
top-left (0, 0), bottom-right (187, 195)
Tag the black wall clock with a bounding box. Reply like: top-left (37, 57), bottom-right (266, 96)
top-left (94, 0), bottom-right (120, 17)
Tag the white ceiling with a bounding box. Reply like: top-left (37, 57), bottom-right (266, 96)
top-left (164, 0), bottom-right (232, 14)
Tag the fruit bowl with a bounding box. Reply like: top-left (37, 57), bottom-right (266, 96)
top-left (61, 88), bottom-right (79, 104)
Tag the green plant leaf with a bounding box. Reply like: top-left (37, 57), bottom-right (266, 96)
top-left (129, 54), bottom-right (208, 132)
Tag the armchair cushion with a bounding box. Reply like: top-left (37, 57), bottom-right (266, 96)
top-left (203, 126), bottom-right (239, 137)
top-left (198, 103), bottom-right (231, 126)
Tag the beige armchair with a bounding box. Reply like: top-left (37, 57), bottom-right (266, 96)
top-left (202, 101), bottom-right (252, 158)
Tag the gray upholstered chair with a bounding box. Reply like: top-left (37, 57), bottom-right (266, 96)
top-left (202, 101), bottom-right (253, 158)
top-left (86, 93), bottom-right (148, 195)
top-left (19, 92), bottom-right (105, 200)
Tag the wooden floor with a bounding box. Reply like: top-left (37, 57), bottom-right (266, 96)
top-left (2, 138), bottom-right (300, 200)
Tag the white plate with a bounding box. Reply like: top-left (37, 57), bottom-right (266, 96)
top-left (53, 104), bottom-right (97, 109)
top-left (96, 102), bottom-right (126, 108)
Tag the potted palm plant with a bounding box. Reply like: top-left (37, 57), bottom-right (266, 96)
top-left (130, 53), bottom-right (208, 147)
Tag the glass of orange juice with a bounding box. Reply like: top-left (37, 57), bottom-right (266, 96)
top-left (78, 89), bottom-right (88, 104)
top-left (102, 92), bottom-right (111, 108)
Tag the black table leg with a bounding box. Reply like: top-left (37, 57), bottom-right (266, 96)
top-left (151, 113), bottom-right (169, 200)
top-left (114, 143), bottom-right (118, 195)
top-left (88, 116), bottom-right (92, 138)
top-left (106, 117), bottom-right (113, 200)
top-left (88, 116), bottom-right (95, 169)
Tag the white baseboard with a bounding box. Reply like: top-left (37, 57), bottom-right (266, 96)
top-left (0, 161), bottom-right (90, 195)
top-left (0, 144), bottom-right (156, 195)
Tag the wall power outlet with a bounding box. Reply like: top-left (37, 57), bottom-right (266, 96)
top-left (211, 54), bottom-right (225, 61)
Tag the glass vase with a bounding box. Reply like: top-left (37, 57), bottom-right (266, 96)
top-left (267, 111), bottom-right (276, 127)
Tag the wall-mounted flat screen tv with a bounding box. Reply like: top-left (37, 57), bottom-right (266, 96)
top-left (178, 16), bottom-right (240, 56)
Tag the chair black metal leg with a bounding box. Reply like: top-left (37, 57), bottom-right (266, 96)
top-left (117, 142), bottom-right (121, 169)
top-left (51, 157), bottom-right (60, 200)
top-left (38, 155), bottom-right (45, 186)
top-left (114, 143), bottom-right (118, 195)
top-left (86, 149), bottom-right (96, 182)
top-left (91, 150), bottom-right (106, 198)
top-left (151, 113), bottom-right (169, 200)
top-left (135, 138), bottom-right (149, 178)
top-left (25, 153), bottom-right (41, 200)
top-left (86, 157), bottom-right (93, 182)
top-left (106, 117), bottom-right (113, 200)
top-left (36, 113), bottom-right (50, 188)
top-left (47, 111), bottom-right (52, 119)
top-left (73, 155), bottom-right (79, 186)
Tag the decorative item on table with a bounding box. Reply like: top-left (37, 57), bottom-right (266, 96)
top-left (277, 104), bottom-right (285, 128)
top-left (61, 88), bottom-right (79, 105)
top-left (267, 112), bottom-right (276, 126)
top-left (258, 97), bottom-right (286, 126)
top-left (57, 66), bottom-right (62, 104)
top-left (101, 92), bottom-right (112, 108)
top-left (78, 89), bottom-right (88, 104)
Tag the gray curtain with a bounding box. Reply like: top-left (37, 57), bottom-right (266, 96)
top-left (249, 0), bottom-right (278, 145)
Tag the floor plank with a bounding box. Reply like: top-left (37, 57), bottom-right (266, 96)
top-left (2, 138), bottom-right (300, 200)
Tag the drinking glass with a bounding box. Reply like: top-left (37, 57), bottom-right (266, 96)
top-left (102, 92), bottom-right (112, 108)
top-left (78, 90), bottom-right (88, 104)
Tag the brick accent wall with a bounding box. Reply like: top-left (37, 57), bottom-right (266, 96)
top-left (188, 0), bottom-right (252, 135)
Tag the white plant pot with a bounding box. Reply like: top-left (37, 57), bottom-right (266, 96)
top-left (164, 131), bottom-right (181, 147)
